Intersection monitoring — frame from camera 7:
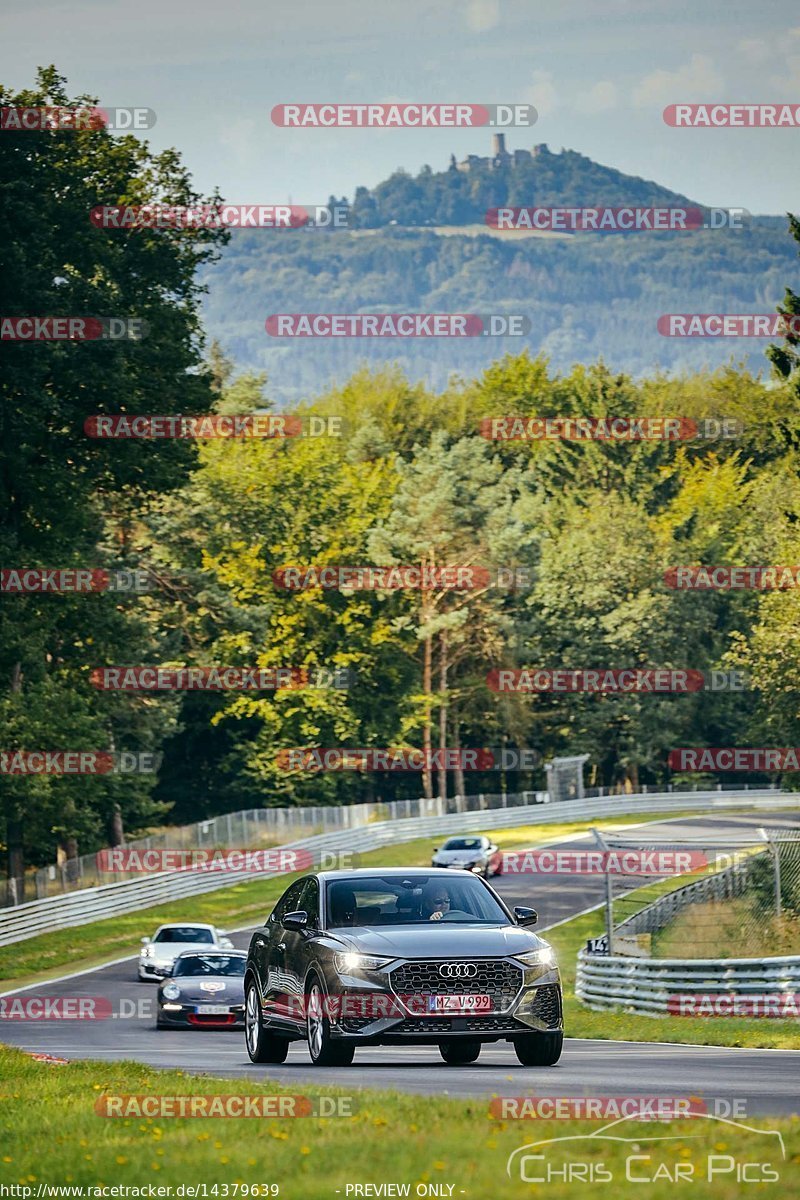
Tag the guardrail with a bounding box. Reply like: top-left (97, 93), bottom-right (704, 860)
top-left (15, 780), bottom-right (778, 905)
top-left (0, 788), bottom-right (793, 947)
top-left (17, 791), bottom-right (549, 904)
top-left (576, 948), bottom-right (800, 1015)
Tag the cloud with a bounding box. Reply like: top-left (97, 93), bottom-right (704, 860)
top-left (632, 53), bottom-right (724, 109)
top-left (773, 52), bottom-right (800, 92)
top-left (737, 38), bottom-right (771, 65)
top-left (466, 0), bottom-right (500, 33)
top-left (573, 80), bottom-right (618, 113)
top-left (525, 69), bottom-right (557, 118)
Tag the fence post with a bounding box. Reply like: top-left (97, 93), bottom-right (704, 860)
top-left (758, 828), bottom-right (781, 919)
top-left (592, 828), bottom-right (613, 949)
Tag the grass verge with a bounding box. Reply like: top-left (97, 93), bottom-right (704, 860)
top-left (0, 1045), bottom-right (797, 1195)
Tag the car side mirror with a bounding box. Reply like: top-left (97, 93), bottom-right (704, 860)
top-left (282, 909), bottom-right (309, 932)
top-left (433, 847), bottom-right (438, 853)
top-left (514, 906), bottom-right (538, 927)
top-left (219, 937), bottom-right (234, 949)
top-left (141, 936), bottom-right (151, 945)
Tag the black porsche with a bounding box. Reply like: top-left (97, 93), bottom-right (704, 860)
top-left (156, 949), bottom-right (247, 1029)
top-left (244, 868), bottom-right (562, 1067)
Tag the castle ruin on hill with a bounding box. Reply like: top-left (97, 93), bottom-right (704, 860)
top-left (453, 134), bottom-right (550, 172)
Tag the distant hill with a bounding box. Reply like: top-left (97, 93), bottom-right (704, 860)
top-left (347, 140), bottom-right (701, 229)
top-left (200, 142), bottom-right (797, 401)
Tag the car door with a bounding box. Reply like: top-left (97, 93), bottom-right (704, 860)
top-left (293, 876), bottom-right (321, 1002)
top-left (263, 878), bottom-right (307, 1026)
top-left (250, 881), bottom-right (301, 1014)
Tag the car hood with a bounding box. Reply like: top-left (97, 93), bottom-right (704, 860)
top-left (330, 923), bottom-right (546, 959)
top-left (161, 976), bottom-right (245, 1003)
top-left (148, 942), bottom-right (216, 960)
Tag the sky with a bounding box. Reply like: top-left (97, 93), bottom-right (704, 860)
top-left (2, 0), bottom-right (800, 213)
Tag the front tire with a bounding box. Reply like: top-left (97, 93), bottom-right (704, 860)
top-left (513, 1030), bottom-right (563, 1066)
top-left (245, 981), bottom-right (289, 1063)
top-left (306, 978), bottom-right (355, 1066)
top-left (439, 1040), bottom-right (481, 1065)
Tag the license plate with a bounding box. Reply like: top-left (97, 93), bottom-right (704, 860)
top-left (427, 994), bottom-right (492, 1013)
top-left (196, 1004), bottom-right (230, 1015)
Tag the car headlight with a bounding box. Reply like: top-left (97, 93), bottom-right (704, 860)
top-left (162, 983), bottom-right (181, 1000)
top-left (334, 953), bottom-right (393, 973)
top-left (141, 946), bottom-right (154, 959)
top-left (515, 947), bottom-right (556, 968)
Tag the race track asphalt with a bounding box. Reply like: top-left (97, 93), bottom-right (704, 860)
top-left (2, 810), bottom-right (799, 1115)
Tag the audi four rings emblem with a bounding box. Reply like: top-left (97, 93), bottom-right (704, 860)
top-left (438, 963), bottom-right (478, 978)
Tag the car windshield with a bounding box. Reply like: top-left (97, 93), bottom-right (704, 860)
top-left (173, 955), bottom-right (245, 977)
top-left (154, 927), bottom-right (214, 944)
top-left (443, 838), bottom-right (483, 850)
top-left (326, 874), bottom-right (509, 927)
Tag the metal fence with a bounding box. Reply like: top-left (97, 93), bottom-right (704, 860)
top-left (6, 780), bottom-right (779, 906)
top-left (576, 824), bottom-right (800, 1015)
top-left (13, 790), bottom-right (548, 905)
top-left (0, 788), bottom-right (791, 947)
top-left (594, 826), bottom-right (800, 959)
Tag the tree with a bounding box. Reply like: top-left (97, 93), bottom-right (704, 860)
top-left (0, 67), bottom-right (226, 896)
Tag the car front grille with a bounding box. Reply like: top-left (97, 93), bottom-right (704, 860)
top-left (529, 984), bottom-right (562, 1028)
top-left (390, 959), bottom-right (523, 1004)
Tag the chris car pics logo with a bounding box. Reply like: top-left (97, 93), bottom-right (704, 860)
top-left (506, 1114), bottom-right (784, 1185)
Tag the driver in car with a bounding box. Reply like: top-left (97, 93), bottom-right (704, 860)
top-left (421, 881), bottom-right (453, 921)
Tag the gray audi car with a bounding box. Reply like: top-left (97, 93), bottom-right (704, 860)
top-left (244, 868), bottom-right (562, 1067)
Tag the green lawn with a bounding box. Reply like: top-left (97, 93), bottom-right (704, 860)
top-left (0, 1045), bottom-right (796, 1196)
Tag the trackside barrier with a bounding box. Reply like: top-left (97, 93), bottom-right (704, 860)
top-left (19, 781), bottom-right (774, 903)
top-left (576, 949), bottom-right (800, 1015)
top-left (0, 789), bottom-right (792, 946)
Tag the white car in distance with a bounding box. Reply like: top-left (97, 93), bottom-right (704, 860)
top-left (431, 835), bottom-right (502, 878)
top-left (138, 922), bottom-right (235, 981)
